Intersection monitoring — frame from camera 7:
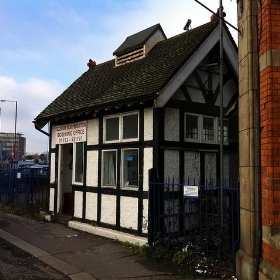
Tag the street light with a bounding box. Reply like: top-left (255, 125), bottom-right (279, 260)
top-left (0, 100), bottom-right (17, 159)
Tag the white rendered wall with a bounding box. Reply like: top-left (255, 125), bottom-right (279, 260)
top-left (142, 199), bottom-right (148, 234)
top-left (87, 119), bottom-right (99, 145)
top-left (51, 125), bottom-right (56, 149)
top-left (143, 147), bottom-right (153, 191)
top-left (223, 154), bottom-right (229, 184)
top-left (101, 195), bottom-right (116, 225)
top-left (50, 153), bottom-right (56, 184)
top-left (49, 188), bottom-right (55, 212)
top-left (120, 196), bottom-right (138, 230)
top-left (74, 191), bottom-right (83, 218)
top-left (164, 108), bottom-right (179, 141)
top-left (85, 192), bottom-right (98, 221)
top-left (184, 151), bottom-right (200, 184)
top-left (144, 108), bottom-right (153, 141)
top-left (86, 150), bottom-right (98, 187)
top-left (205, 152), bottom-right (217, 185)
top-left (164, 150), bottom-right (179, 179)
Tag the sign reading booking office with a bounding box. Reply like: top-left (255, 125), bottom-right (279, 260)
top-left (56, 121), bottom-right (87, 144)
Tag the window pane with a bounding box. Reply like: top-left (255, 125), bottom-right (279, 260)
top-left (122, 149), bottom-right (138, 188)
top-left (106, 117), bottom-right (119, 141)
top-left (103, 151), bottom-right (117, 187)
top-left (185, 114), bottom-right (198, 139)
top-left (123, 114), bottom-right (138, 139)
top-left (75, 142), bottom-right (83, 183)
top-left (203, 117), bottom-right (214, 141)
top-left (219, 119), bottom-right (229, 142)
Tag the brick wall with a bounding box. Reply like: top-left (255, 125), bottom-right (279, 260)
top-left (259, 0), bottom-right (280, 271)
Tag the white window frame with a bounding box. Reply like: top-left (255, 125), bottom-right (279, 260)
top-left (202, 115), bottom-right (216, 144)
top-left (218, 119), bottom-right (229, 144)
top-left (102, 149), bottom-right (117, 188)
top-left (185, 113), bottom-right (228, 145)
top-left (104, 115), bottom-right (120, 143)
top-left (72, 142), bottom-right (84, 185)
top-left (103, 111), bottom-right (139, 143)
top-left (121, 148), bottom-right (139, 189)
top-left (185, 113), bottom-right (200, 143)
top-left (121, 112), bottom-right (139, 141)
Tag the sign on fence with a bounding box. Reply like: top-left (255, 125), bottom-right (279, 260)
top-left (183, 185), bottom-right (199, 198)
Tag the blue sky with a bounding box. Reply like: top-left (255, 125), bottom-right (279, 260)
top-left (0, 0), bottom-right (238, 154)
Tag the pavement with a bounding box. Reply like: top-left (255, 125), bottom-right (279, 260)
top-left (0, 211), bottom-right (223, 280)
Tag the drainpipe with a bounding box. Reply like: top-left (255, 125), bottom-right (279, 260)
top-left (219, 0), bottom-right (224, 227)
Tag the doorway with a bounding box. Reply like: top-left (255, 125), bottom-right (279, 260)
top-left (57, 143), bottom-right (73, 214)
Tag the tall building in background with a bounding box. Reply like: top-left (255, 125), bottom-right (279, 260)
top-left (0, 133), bottom-right (26, 159)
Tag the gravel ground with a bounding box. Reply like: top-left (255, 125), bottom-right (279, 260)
top-left (0, 237), bottom-right (70, 280)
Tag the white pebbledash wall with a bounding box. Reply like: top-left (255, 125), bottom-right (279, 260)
top-left (48, 107), bottom-right (154, 235)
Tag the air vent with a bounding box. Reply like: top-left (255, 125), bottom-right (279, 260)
top-left (115, 46), bottom-right (144, 66)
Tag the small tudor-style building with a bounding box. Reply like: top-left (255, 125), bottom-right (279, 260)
top-left (33, 17), bottom-right (238, 241)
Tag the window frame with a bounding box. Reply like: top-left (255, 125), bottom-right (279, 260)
top-left (103, 111), bottom-right (139, 143)
top-left (72, 142), bottom-right (84, 185)
top-left (104, 115), bottom-right (120, 143)
top-left (185, 113), bottom-right (200, 142)
top-left (121, 148), bottom-right (139, 189)
top-left (218, 118), bottom-right (229, 144)
top-left (102, 149), bottom-right (117, 188)
top-left (202, 115), bottom-right (216, 143)
top-left (184, 113), bottom-right (228, 145)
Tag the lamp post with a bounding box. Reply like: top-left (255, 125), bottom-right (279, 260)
top-left (0, 100), bottom-right (17, 159)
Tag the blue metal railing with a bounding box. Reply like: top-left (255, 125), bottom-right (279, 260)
top-left (148, 174), bottom-right (240, 273)
top-left (0, 165), bottom-right (50, 213)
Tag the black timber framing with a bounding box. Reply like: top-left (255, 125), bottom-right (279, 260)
top-left (97, 115), bottom-right (103, 225)
top-left (138, 109), bottom-right (144, 234)
top-left (82, 142), bottom-right (87, 220)
top-left (153, 108), bottom-right (164, 180)
top-left (54, 145), bottom-right (59, 215)
top-left (87, 106), bottom-right (149, 232)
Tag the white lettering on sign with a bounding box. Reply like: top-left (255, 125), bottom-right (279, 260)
top-left (184, 185), bottom-right (199, 198)
top-left (56, 121), bottom-right (87, 144)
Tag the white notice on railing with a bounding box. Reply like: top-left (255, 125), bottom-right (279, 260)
top-left (184, 185), bottom-right (199, 198)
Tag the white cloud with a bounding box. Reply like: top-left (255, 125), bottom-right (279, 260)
top-left (0, 76), bottom-right (63, 154)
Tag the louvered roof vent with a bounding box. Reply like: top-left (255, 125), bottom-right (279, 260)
top-left (113, 23), bottom-right (167, 67)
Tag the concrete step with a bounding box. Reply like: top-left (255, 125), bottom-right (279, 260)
top-left (55, 214), bottom-right (72, 225)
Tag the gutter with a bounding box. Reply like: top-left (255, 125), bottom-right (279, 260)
top-left (34, 124), bottom-right (50, 137)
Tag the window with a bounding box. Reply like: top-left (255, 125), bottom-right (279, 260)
top-left (105, 117), bottom-right (119, 141)
top-left (185, 113), bottom-right (228, 144)
top-left (203, 116), bottom-right (215, 141)
top-left (218, 119), bottom-right (229, 143)
top-left (102, 150), bottom-right (117, 187)
top-left (73, 142), bottom-right (84, 184)
top-left (121, 149), bottom-right (139, 188)
top-left (123, 114), bottom-right (138, 139)
top-left (185, 114), bottom-right (199, 140)
top-left (104, 112), bottom-right (139, 143)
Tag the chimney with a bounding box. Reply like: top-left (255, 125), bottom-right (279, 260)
top-left (210, 8), bottom-right (219, 21)
top-left (87, 59), bottom-right (96, 69)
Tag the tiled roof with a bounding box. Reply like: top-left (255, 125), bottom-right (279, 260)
top-left (34, 19), bottom-right (221, 128)
top-left (113, 23), bottom-right (166, 56)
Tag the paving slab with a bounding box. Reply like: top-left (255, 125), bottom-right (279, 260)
top-left (0, 211), bottom-right (223, 279)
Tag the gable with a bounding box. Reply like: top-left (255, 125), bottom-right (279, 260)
top-left (156, 24), bottom-right (238, 108)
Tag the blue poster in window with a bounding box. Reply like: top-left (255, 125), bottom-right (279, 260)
top-left (125, 156), bottom-right (134, 161)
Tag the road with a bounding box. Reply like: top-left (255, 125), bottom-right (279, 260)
top-left (0, 237), bottom-right (70, 280)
